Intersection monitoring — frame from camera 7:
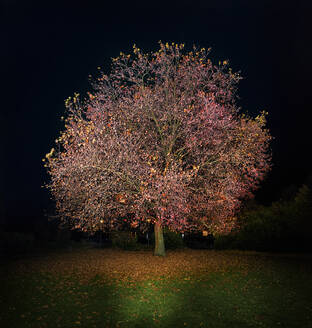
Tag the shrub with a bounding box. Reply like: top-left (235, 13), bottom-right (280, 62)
top-left (217, 184), bottom-right (312, 252)
top-left (163, 228), bottom-right (184, 249)
top-left (111, 231), bottom-right (139, 250)
top-left (183, 232), bottom-right (209, 249)
top-left (214, 233), bottom-right (237, 250)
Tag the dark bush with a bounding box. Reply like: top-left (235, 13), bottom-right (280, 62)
top-left (214, 233), bottom-right (237, 250)
top-left (111, 231), bottom-right (139, 250)
top-left (184, 232), bottom-right (210, 249)
top-left (215, 184), bottom-right (312, 252)
top-left (163, 228), bottom-right (184, 249)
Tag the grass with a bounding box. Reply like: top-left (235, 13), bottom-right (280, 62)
top-left (1, 247), bottom-right (312, 328)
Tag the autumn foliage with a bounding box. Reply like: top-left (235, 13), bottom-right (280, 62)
top-left (44, 42), bottom-right (271, 248)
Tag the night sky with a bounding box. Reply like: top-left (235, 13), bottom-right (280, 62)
top-left (3, 0), bottom-right (312, 223)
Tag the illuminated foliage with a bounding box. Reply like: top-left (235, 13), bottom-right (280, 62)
top-left (44, 42), bottom-right (272, 243)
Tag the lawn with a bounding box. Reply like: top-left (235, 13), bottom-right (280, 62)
top-left (1, 247), bottom-right (311, 328)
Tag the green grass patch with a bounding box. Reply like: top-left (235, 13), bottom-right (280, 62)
top-left (1, 249), bottom-right (311, 327)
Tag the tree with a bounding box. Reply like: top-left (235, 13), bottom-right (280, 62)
top-left (44, 42), bottom-right (272, 256)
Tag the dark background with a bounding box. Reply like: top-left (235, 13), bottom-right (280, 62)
top-left (2, 0), bottom-right (312, 226)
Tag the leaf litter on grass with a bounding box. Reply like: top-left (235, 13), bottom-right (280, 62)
top-left (2, 248), bottom-right (312, 328)
top-left (5, 249), bottom-right (269, 283)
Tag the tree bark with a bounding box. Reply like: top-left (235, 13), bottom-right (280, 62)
top-left (154, 221), bottom-right (166, 256)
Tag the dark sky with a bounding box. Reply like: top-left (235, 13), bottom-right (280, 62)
top-left (2, 0), bottom-right (312, 221)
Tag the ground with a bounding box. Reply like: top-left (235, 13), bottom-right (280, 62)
top-left (1, 247), bottom-right (312, 327)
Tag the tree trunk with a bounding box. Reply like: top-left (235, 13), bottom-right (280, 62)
top-left (154, 221), bottom-right (166, 256)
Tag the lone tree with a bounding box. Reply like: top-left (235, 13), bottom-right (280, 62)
top-left (44, 42), bottom-right (272, 256)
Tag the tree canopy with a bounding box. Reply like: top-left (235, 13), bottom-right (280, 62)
top-left (44, 42), bottom-right (272, 252)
